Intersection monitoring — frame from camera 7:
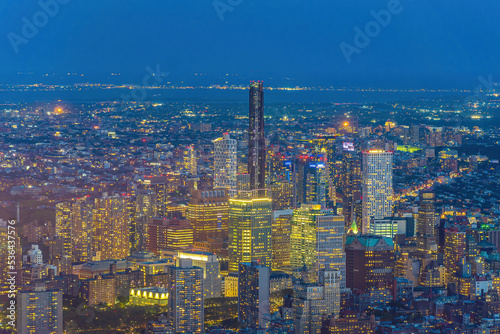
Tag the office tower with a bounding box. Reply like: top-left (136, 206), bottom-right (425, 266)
top-left (134, 190), bottom-right (155, 252)
top-left (416, 190), bottom-right (437, 253)
top-left (238, 261), bottom-right (270, 329)
top-left (138, 176), bottom-right (170, 217)
top-left (248, 81), bottom-right (266, 191)
top-left (293, 270), bottom-right (341, 334)
top-left (305, 161), bottom-right (328, 207)
top-left (214, 133), bottom-right (237, 195)
top-left (237, 173), bottom-right (251, 191)
top-left (270, 180), bottom-right (293, 210)
top-left (17, 286), bottom-right (63, 334)
top-left (187, 188), bottom-right (229, 242)
top-left (345, 235), bottom-right (395, 292)
top-left (55, 202), bottom-right (72, 259)
top-left (290, 205), bottom-right (346, 285)
top-left (146, 218), bottom-right (193, 254)
top-left (92, 195), bottom-right (130, 261)
top-left (184, 145), bottom-right (197, 175)
top-left (411, 124), bottom-right (420, 145)
top-left (71, 197), bottom-right (93, 262)
top-left (176, 250), bottom-right (221, 298)
top-left (228, 192), bottom-right (272, 273)
top-left (272, 210), bottom-right (293, 272)
top-left (362, 150), bottom-right (393, 234)
top-left (340, 151), bottom-right (362, 229)
top-left (444, 228), bottom-right (466, 283)
top-left (370, 218), bottom-right (399, 239)
top-left (266, 147), bottom-right (285, 184)
top-left (168, 259), bottom-right (204, 333)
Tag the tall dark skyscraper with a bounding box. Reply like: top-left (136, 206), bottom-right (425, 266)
top-left (416, 190), bottom-right (437, 253)
top-left (248, 81), bottom-right (266, 191)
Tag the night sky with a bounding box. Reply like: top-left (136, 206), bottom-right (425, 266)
top-left (2, 0), bottom-right (500, 88)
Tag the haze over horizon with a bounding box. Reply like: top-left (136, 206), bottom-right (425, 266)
top-left (2, 0), bottom-right (500, 89)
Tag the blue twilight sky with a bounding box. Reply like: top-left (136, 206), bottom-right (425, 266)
top-left (1, 0), bottom-right (500, 88)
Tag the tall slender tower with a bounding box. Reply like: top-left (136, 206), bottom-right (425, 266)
top-left (248, 81), bottom-right (265, 191)
top-left (214, 133), bottom-right (237, 195)
top-left (362, 150), bottom-right (393, 234)
top-left (416, 190), bottom-right (437, 253)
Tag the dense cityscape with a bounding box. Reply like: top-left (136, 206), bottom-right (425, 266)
top-left (0, 76), bottom-right (499, 334)
top-left (2, 1), bottom-right (500, 334)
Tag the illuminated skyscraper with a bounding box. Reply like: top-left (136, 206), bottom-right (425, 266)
top-left (248, 81), bottom-right (266, 191)
top-left (134, 190), bottom-right (155, 252)
top-left (272, 210), bottom-right (293, 272)
top-left (290, 204), bottom-right (346, 286)
top-left (444, 228), bottom-right (466, 283)
top-left (214, 133), bottom-right (237, 195)
top-left (138, 177), bottom-right (170, 217)
top-left (146, 218), bottom-right (193, 254)
top-left (238, 261), bottom-right (270, 329)
top-left (17, 286), bottom-right (63, 334)
top-left (228, 191), bottom-right (272, 273)
top-left (168, 259), bottom-right (204, 333)
top-left (187, 188), bottom-right (228, 242)
top-left (176, 250), bottom-right (221, 298)
top-left (416, 190), bottom-right (437, 253)
top-left (72, 197), bottom-right (93, 262)
top-left (362, 150), bottom-right (393, 234)
top-left (184, 145), bottom-right (197, 175)
top-left (92, 195), bottom-right (130, 261)
top-left (305, 161), bottom-right (328, 207)
top-left (340, 151), bottom-right (362, 229)
top-left (55, 202), bottom-right (72, 259)
top-left (270, 180), bottom-right (293, 210)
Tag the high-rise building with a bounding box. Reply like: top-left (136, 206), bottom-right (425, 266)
top-left (416, 190), bottom-right (437, 253)
top-left (137, 176), bottom-right (171, 218)
top-left (444, 228), bottom-right (466, 283)
top-left (184, 145), bottom-right (197, 175)
top-left (214, 133), bottom-right (237, 195)
top-left (55, 202), bottom-right (72, 259)
top-left (248, 81), bottom-right (266, 191)
top-left (340, 151), bottom-right (362, 229)
top-left (176, 250), bottom-right (221, 298)
top-left (92, 195), bottom-right (130, 261)
top-left (238, 261), bottom-right (270, 329)
top-left (17, 286), bottom-right (63, 334)
top-left (146, 218), bottom-right (193, 254)
top-left (168, 259), bottom-right (204, 333)
top-left (187, 188), bottom-right (229, 242)
top-left (345, 235), bottom-right (395, 292)
top-left (293, 270), bottom-right (342, 334)
top-left (272, 210), bottom-right (293, 272)
top-left (362, 150), bottom-right (393, 234)
top-left (290, 204), bottom-right (346, 285)
top-left (71, 197), bottom-right (93, 262)
top-left (228, 192), bottom-right (272, 273)
top-left (134, 190), bottom-right (155, 252)
top-left (270, 180), bottom-right (294, 210)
